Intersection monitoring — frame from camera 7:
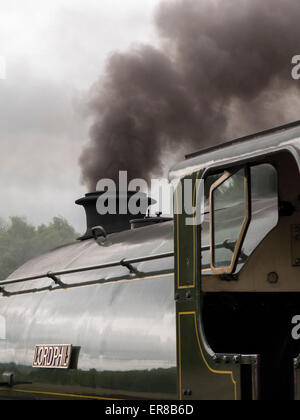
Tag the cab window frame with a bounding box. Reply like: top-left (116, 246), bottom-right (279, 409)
top-left (209, 166), bottom-right (251, 275)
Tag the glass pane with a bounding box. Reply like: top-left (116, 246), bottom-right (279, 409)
top-left (239, 164), bottom-right (278, 268)
top-left (212, 169), bottom-right (246, 268)
top-left (204, 174), bottom-right (221, 213)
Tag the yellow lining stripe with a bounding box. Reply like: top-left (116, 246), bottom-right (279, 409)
top-left (175, 189), bottom-right (181, 289)
top-left (178, 312), bottom-right (237, 401)
top-left (178, 311), bottom-right (183, 398)
top-left (0, 388), bottom-right (121, 400)
top-left (193, 171), bottom-right (201, 287)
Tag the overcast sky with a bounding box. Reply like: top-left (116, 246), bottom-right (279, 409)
top-left (0, 0), bottom-right (161, 233)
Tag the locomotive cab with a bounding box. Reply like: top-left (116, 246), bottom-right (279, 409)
top-left (172, 121), bottom-right (300, 400)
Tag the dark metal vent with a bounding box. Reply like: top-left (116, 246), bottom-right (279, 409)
top-left (130, 213), bottom-right (173, 229)
top-left (76, 191), bottom-right (154, 240)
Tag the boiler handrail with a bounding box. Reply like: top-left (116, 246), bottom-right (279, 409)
top-left (0, 251), bottom-right (174, 287)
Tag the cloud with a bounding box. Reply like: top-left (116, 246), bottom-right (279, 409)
top-left (0, 0), bottom-right (161, 231)
top-left (79, 0), bottom-right (300, 191)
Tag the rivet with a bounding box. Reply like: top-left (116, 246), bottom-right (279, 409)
top-left (213, 355), bottom-right (220, 364)
top-left (233, 355), bottom-right (240, 364)
top-left (267, 272), bottom-right (279, 284)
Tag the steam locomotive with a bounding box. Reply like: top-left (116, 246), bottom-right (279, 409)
top-left (1, 120), bottom-right (300, 400)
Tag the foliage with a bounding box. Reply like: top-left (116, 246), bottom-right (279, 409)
top-left (0, 216), bottom-right (79, 280)
top-left (0, 363), bottom-right (177, 395)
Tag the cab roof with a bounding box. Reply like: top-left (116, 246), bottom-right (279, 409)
top-left (169, 120), bottom-right (300, 181)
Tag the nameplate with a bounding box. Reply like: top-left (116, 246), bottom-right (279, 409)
top-left (33, 345), bottom-right (72, 369)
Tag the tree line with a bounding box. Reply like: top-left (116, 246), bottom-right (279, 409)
top-left (0, 216), bottom-right (79, 280)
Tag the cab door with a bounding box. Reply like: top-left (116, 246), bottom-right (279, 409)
top-left (174, 167), bottom-right (272, 400)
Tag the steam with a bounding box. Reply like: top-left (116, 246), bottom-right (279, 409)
top-left (80, 0), bottom-right (300, 191)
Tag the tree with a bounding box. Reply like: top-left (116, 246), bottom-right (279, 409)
top-left (0, 216), bottom-right (79, 280)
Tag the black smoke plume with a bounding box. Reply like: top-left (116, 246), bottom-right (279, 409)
top-left (80, 0), bottom-right (300, 191)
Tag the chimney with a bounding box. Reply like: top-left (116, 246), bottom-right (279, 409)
top-left (76, 191), bottom-right (154, 240)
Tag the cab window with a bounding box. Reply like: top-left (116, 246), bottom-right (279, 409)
top-left (210, 168), bottom-right (249, 273)
top-left (202, 163), bottom-right (279, 274)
